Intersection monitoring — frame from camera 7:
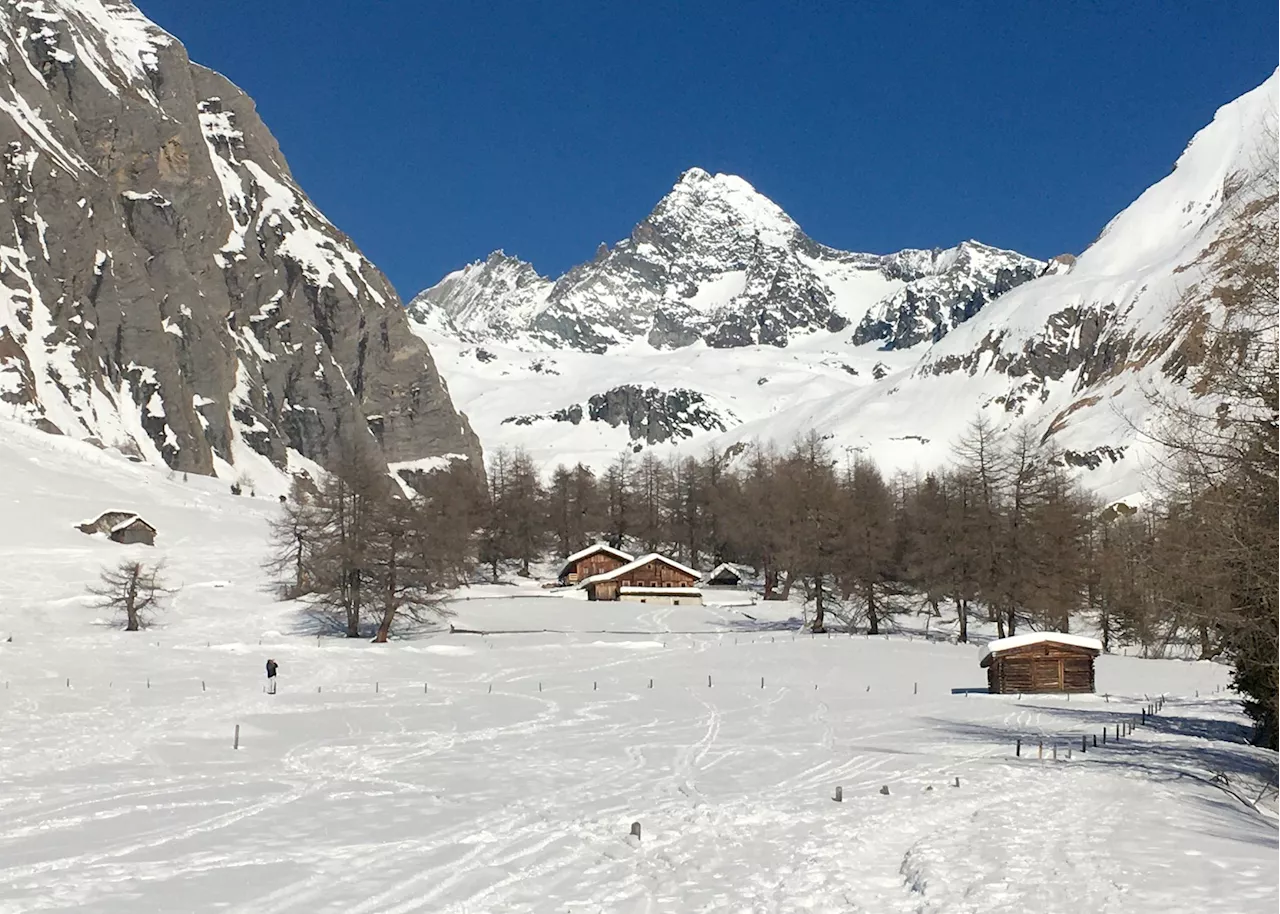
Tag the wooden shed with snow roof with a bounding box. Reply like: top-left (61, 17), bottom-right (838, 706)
top-left (979, 633), bottom-right (1102, 694)
top-left (579, 553), bottom-right (702, 603)
top-left (703, 562), bottom-right (745, 586)
top-left (76, 511), bottom-right (157, 546)
top-left (557, 543), bottom-right (633, 586)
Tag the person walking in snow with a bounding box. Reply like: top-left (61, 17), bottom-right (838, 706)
top-left (266, 658), bottom-right (278, 694)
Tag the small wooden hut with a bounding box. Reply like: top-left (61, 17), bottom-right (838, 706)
top-left (76, 511), bottom-right (157, 546)
top-left (557, 544), bottom-right (633, 586)
top-left (979, 633), bottom-right (1102, 694)
top-left (579, 553), bottom-right (701, 602)
top-left (109, 516), bottom-right (157, 546)
top-left (703, 562), bottom-right (745, 586)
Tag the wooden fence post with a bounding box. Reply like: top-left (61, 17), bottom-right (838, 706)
top-left (630, 822), bottom-right (641, 841)
top-left (834, 786), bottom-right (843, 802)
top-left (1082, 734), bottom-right (1087, 753)
top-left (1016, 738), bottom-right (1021, 757)
top-left (233, 724), bottom-right (240, 750)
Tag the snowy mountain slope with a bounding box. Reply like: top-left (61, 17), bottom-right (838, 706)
top-left (0, 418), bottom-right (1273, 913)
top-left (0, 0), bottom-right (480, 485)
top-left (411, 71), bottom-right (1278, 501)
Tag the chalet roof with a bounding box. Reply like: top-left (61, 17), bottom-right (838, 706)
top-left (978, 632), bottom-right (1103, 665)
top-left (619, 586), bottom-right (703, 596)
top-left (558, 543), bottom-right (633, 577)
top-left (703, 562), bottom-right (745, 582)
top-left (578, 553), bottom-right (702, 587)
top-left (110, 515), bottom-right (156, 534)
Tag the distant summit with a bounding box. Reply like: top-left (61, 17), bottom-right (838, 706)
top-left (409, 170), bottom-right (1042, 353)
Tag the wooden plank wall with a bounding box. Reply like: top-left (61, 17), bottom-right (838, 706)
top-left (988, 644), bottom-right (1097, 694)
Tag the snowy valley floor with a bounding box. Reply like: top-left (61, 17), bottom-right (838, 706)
top-left (0, 421), bottom-right (1276, 913)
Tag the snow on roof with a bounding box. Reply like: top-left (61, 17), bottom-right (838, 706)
top-left (578, 553), bottom-right (702, 587)
top-left (704, 562), bottom-right (744, 581)
top-left (619, 586), bottom-right (703, 596)
top-left (978, 632), bottom-right (1104, 664)
top-left (109, 515), bottom-right (154, 533)
top-left (561, 542), bottom-right (633, 568)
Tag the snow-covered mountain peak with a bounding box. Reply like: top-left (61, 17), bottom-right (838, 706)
top-left (647, 167), bottom-right (800, 248)
top-left (411, 70), bottom-right (1275, 504)
top-left (412, 171), bottom-right (1043, 354)
top-left (408, 250), bottom-right (553, 342)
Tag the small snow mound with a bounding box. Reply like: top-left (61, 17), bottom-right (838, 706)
top-left (420, 644), bottom-right (474, 656)
top-left (586, 640), bottom-right (664, 650)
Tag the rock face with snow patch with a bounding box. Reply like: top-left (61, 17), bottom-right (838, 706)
top-left (502, 385), bottom-right (730, 447)
top-left (0, 0), bottom-right (480, 479)
top-left (409, 169), bottom-right (1044, 353)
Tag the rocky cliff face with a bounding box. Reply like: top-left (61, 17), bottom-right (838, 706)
top-left (410, 168), bottom-right (1044, 354)
top-left (0, 0), bottom-right (480, 483)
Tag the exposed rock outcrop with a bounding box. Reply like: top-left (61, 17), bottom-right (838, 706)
top-left (0, 0), bottom-right (480, 480)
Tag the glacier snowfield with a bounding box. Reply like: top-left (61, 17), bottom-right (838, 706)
top-left (0, 420), bottom-right (1276, 913)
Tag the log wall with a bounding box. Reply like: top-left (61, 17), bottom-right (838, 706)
top-left (987, 643), bottom-right (1097, 694)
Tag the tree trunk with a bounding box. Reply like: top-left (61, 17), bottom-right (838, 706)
top-left (812, 576), bottom-right (826, 633)
top-left (125, 576), bottom-right (139, 631)
top-left (345, 569), bottom-right (361, 637)
top-left (779, 571), bottom-right (793, 601)
top-left (1006, 607), bottom-right (1017, 637)
top-left (866, 581), bottom-right (880, 635)
top-left (763, 568), bottom-right (778, 600)
top-left (995, 609), bottom-right (1007, 640)
top-left (373, 604), bottom-right (394, 643)
top-left (294, 533), bottom-right (304, 596)
top-left (373, 547), bottom-right (398, 643)
top-left (957, 598), bottom-right (968, 644)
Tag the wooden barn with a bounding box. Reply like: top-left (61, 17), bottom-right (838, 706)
top-left (557, 544), bottom-right (633, 586)
top-left (579, 553), bottom-right (701, 602)
top-left (76, 512), bottom-right (158, 546)
top-left (979, 633), bottom-right (1102, 694)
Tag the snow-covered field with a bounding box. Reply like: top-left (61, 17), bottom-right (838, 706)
top-left (0, 418), bottom-right (1276, 913)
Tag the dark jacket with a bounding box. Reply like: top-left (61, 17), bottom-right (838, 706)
top-left (266, 660), bottom-right (278, 678)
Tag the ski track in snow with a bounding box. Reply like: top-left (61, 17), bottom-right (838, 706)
top-left (0, 419), bottom-right (1276, 913)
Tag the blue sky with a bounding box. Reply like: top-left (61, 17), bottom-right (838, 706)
top-left (139, 1), bottom-right (1276, 299)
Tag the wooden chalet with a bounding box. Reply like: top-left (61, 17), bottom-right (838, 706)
top-left (579, 553), bottom-right (702, 603)
top-left (979, 633), bottom-right (1102, 694)
top-left (76, 511), bottom-right (157, 546)
top-left (557, 543), bottom-right (633, 586)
